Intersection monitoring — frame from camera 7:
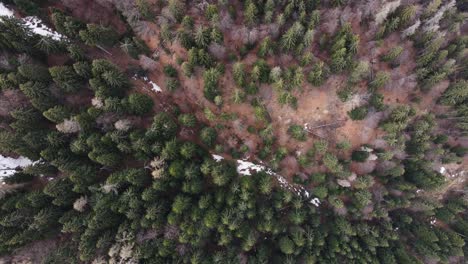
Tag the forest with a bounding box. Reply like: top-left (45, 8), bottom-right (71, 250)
top-left (0, 0), bottom-right (466, 263)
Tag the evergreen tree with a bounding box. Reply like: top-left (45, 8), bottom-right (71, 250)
top-left (200, 127), bottom-right (217, 147)
top-left (127, 93), bottom-right (154, 115)
top-left (178, 114), bottom-right (197, 127)
top-left (79, 24), bottom-right (118, 47)
top-left (49, 66), bottom-right (82, 93)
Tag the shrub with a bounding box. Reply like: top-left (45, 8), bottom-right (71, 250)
top-left (166, 78), bottom-right (180, 91)
top-left (348, 106), bottom-right (368, 120)
top-left (351, 150), bottom-right (370, 162)
top-left (163, 65), bottom-right (178, 78)
top-left (369, 93), bottom-right (385, 111)
top-left (288, 124), bottom-right (307, 141)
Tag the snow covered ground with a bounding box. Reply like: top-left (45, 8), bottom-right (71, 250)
top-left (0, 2), bottom-right (64, 40)
top-left (148, 80), bottom-right (162, 92)
top-left (132, 75), bottom-right (162, 93)
top-left (212, 154), bottom-right (321, 207)
top-left (0, 155), bottom-right (34, 181)
top-left (0, 2), bottom-right (14, 17)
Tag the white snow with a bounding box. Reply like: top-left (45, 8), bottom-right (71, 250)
top-left (149, 81), bottom-right (162, 92)
top-left (236, 159), bottom-right (269, 176)
top-left (225, 155), bottom-right (322, 207)
top-left (310, 198), bottom-right (321, 207)
top-left (0, 3), bottom-right (14, 17)
top-left (0, 3), bottom-right (64, 40)
top-left (0, 155), bottom-right (34, 180)
top-left (23, 16), bottom-right (63, 40)
top-left (139, 76), bottom-right (162, 92)
top-left (212, 154), bottom-right (224, 162)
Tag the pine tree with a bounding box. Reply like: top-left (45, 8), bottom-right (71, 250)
top-left (180, 142), bottom-right (197, 159)
top-left (244, 2), bottom-right (258, 27)
top-left (203, 68), bottom-right (221, 101)
top-left (303, 29), bottom-right (314, 48)
top-left (381, 46), bottom-right (403, 63)
top-left (73, 61), bottom-right (91, 78)
top-left (136, 0), bottom-right (152, 19)
top-left (168, 0), bottom-right (185, 22)
top-left (314, 140), bottom-right (328, 155)
top-left (279, 236), bottom-right (295, 254)
top-left (19, 81), bottom-right (56, 111)
top-left (232, 88), bottom-right (246, 104)
top-left (439, 80), bottom-right (467, 106)
top-left (369, 72), bottom-right (390, 92)
top-left (194, 26), bottom-right (211, 48)
top-left (67, 44), bottom-right (86, 61)
top-left (348, 105), bottom-right (369, 120)
top-left (49, 66), bottom-right (82, 93)
top-left (43, 105), bottom-right (70, 123)
top-left (323, 153), bottom-right (343, 174)
top-left (18, 64), bottom-right (51, 82)
top-left (205, 4), bottom-right (219, 21)
top-left (120, 38), bottom-right (139, 59)
top-left (149, 112), bottom-right (178, 140)
top-left (258, 37), bottom-right (273, 57)
top-left (35, 36), bottom-right (61, 55)
top-left (200, 127), bottom-right (217, 147)
top-left (79, 24), bottom-right (118, 47)
top-left (308, 61), bottom-right (327, 86)
top-left (127, 93), bottom-right (154, 115)
top-left (233, 62), bottom-right (246, 87)
top-left (160, 23), bottom-right (173, 45)
top-left (178, 114), bottom-right (197, 127)
top-left (281, 22), bottom-right (304, 51)
top-left (210, 27), bottom-right (223, 44)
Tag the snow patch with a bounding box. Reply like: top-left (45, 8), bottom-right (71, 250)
top-left (0, 3), bottom-right (14, 17)
top-left (212, 154), bottom-right (321, 206)
top-left (236, 159), bottom-right (270, 176)
top-left (139, 76), bottom-right (162, 93)
top-left (0, 155), bottom-right (35, 180)
top-left (310, 198), bottom-right (321, 207)
top-left (23, 16), bottom-right (64, 40)
top-left (212, 154), bottom-right (224, 162)
top-left (0, 3), bottom-right (64, 40)
top-left (439, 167), bottom-right (446, 174)
top-left (149, 81), bottom-right (162, 92)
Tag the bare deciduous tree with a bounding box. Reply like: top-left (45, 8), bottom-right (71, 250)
top-left (56, 118), bottom-right (81, 133)
top-left (73, 196), bottom-right (88, 212)
top-left (115, 119), bottom-right (132, 131)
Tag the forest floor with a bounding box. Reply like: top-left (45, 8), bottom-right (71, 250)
top-left (45, 0), bottom-right (468, 181)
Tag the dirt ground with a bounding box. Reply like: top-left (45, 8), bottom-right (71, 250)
top-left (0, 237), bottom-right (60, 264)
top-left (47, 0), bottom-right (465, 181)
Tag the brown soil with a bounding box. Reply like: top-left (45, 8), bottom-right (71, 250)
top-left (58, 0), bottom-right (128, 34)
top-left (0, 237), bottom-right (61, 264)
top-left (51, 1), bottom-right (464, 181)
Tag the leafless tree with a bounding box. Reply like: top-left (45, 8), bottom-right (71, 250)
top-left (56, 119), bottom-right (81, 133)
